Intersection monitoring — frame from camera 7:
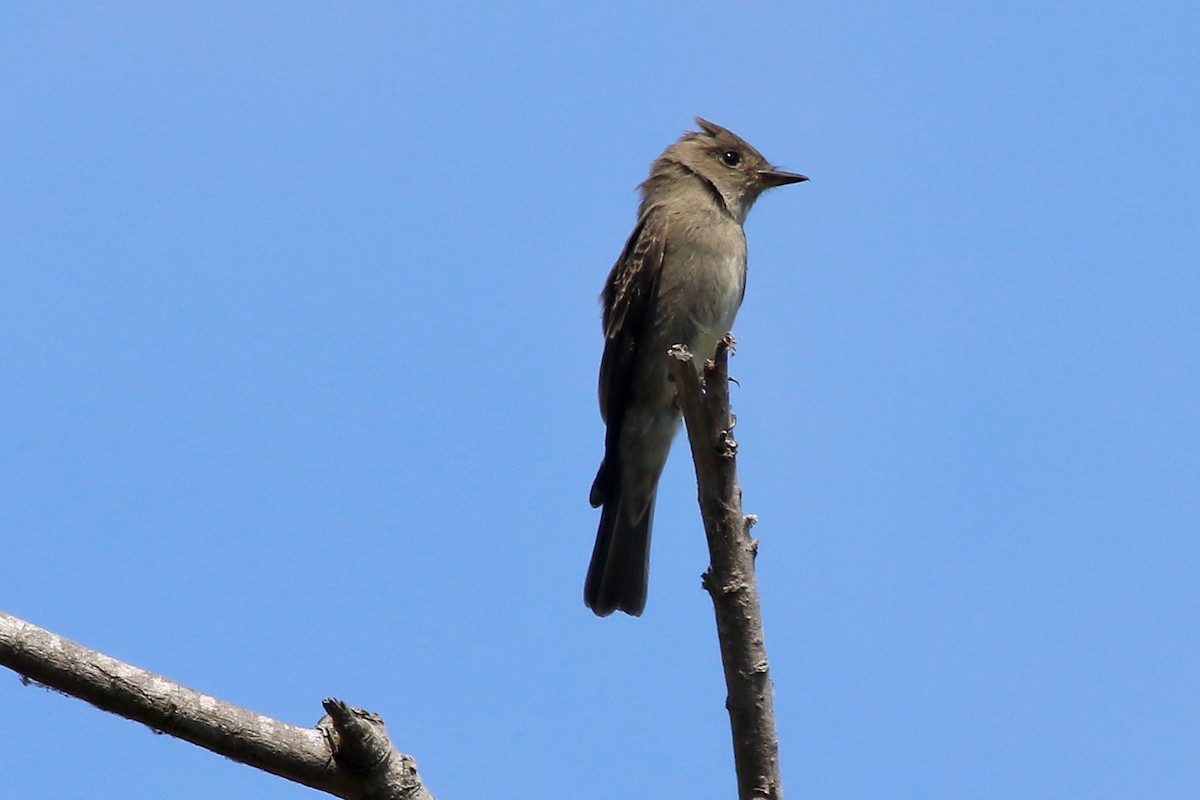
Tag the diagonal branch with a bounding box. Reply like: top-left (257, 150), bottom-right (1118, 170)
top-left (0, 610), bottom-right (434, 800)
top-left (669, 336), bottom-right (782, 800)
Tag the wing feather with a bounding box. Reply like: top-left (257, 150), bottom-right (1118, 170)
top-left (590, 206), bottom-right (668, 507)
top-left (598, 205), bottom-right (667, 424)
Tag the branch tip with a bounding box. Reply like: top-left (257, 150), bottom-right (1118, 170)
top-left (667, 343), bottom-right (694, 364)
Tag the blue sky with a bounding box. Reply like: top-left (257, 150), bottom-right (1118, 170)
top-left (3, 3), bottom-right (1198, 798)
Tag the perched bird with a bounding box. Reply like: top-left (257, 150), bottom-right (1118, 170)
top-left (585, 118), bottom-right (807, 617)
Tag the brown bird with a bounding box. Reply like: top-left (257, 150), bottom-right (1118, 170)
top-left (585, 118), bottom-right (807, 616)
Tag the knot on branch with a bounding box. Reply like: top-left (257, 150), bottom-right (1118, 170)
top-left (319, 698), bottom-right (394, 774)
top-left (747, 783), bottom-right (782, 800)
top-left (701, 570), bottom-right (750, 598)
top-left (718, 429), bottom-right (738, 460)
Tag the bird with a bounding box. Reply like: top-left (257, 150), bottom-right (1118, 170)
top-left (585, 117), bottom-right (807, 616)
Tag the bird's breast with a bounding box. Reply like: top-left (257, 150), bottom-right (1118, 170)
top-left (656, 225), bottom-right (747, 361)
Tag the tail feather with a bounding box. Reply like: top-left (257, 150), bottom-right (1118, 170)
top-left (584, 493), bottom-right (653, 617)
top-left (589, 456), bottom-right (612, 509)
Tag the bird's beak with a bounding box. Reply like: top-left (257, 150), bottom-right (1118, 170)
top-left (757, 168), bottom-right (809, 187)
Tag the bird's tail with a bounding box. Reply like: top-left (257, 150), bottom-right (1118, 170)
top-left (584, 474), bottom-right (653, 617)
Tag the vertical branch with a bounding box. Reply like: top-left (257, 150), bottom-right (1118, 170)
top-left (668, 336), bottom-right (781, 800)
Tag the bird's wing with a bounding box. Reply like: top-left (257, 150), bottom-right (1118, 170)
top-left (597, 203), bottom-right (668, 450)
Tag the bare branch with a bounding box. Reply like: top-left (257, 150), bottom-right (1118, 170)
top-left (668, 336), bottom-right (782, 800)
top-left (0, 610), bottom-right (433, 800)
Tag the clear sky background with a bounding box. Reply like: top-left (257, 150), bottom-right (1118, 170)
top-left (3, 3), bottom-right (1198, 799)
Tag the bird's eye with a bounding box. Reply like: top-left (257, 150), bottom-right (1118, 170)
top-left (721, 150), bottom-right (742, 166)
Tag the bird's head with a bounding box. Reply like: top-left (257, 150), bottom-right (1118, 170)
top-left (650, 117), bottom-right (808, 223)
